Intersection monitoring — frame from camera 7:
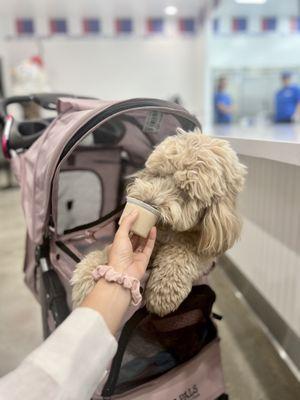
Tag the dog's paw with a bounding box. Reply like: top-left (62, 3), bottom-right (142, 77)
top-left (145, 277), bottom-right (191, 317)
top-left (71, 250), bottom-right (108, 308)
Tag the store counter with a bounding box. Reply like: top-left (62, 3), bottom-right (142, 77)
top-left (213, 123), bottom-right (300, 166)
top-left (212, 124), bottom-right (300, 373)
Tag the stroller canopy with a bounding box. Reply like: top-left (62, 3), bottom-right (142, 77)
top-left (11, 97), bottom-right (200, 244)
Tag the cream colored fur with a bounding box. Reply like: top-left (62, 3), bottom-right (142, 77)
top-left (71, 129), bottom-right (246, 316)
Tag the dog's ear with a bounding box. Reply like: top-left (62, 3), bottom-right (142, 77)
top-left (145, 128), bottom-right (202, 176)
top-left (197, 198), bottom-right (242, 257)
top-left (171, 132), bottom-right (246, 203)
top-left (174, 168), bottom-right (216, 205)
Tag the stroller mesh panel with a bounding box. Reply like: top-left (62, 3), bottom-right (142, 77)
top-left (57, 170), bottom-right (102, 235)
top-left (115, 323), bottom-right (176, 394)
top-left (70, 219), bottom-right (119, 256)
top-left (101, 285), bottom-right (217, 397)
top-left (56, 147), bottom-right (122, 236)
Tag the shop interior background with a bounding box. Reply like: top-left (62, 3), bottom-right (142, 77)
top-left (0, 0), bottom-right (300, 398)
top-left (1, 0), bottom-right (300, 127)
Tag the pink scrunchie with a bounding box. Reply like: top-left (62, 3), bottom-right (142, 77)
top-left (92, 265), bottom-right (142, 306)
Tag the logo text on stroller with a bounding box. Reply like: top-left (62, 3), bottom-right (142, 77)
top-left (173, 384), bottom-right (200, 400)
top-left (143, 110), bottom-right (163, 133)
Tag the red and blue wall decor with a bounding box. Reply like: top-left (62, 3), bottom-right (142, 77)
top-left (115, 18), bottom-right (133, 34)
top-left (16, 18), bottom-right (34, 35)
top-left (179, 18), bottom-right (196, 34)
top-left (50, 18), bottom-right (68, 34)
top-left (232, 17), bottom-right (247, 32)
top-left (290, 16), bottom-right (300, 32)
top-left (261, 17), bottom-right (277, 32)
top-left (83, 18), bottom-right (101, 34)
top-left (146, 18), bottom-right (164, 34)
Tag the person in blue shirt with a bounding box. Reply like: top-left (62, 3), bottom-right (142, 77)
top-left (214, 76), bottom-right (233, 124)
top-left (275, 72), bottom-right (300, 123)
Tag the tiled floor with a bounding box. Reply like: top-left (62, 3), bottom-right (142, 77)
top-left (0, 184), bottom-right (299, 398)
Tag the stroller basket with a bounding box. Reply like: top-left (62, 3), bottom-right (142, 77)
top-left (2, 94), bottom-right (227, 399)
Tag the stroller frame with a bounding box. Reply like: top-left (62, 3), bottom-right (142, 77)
top-left (2, 94), bottom-right (228, 400)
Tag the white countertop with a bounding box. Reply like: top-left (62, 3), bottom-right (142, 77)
top-left (212, 124), bottom-right (300, 167)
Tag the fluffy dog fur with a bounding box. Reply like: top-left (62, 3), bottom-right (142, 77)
top-left (71, 129), bottom-right (246, 316)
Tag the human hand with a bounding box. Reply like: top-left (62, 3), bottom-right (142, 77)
top-left (107, 210), bottom-right (157, 280)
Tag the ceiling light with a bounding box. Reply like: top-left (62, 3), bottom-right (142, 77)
top-left (165, 6), bottom-right (178, 16)
top-left (235, 0), bottom-right (267, 4)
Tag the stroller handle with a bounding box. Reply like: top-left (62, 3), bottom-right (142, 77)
top-left (0, 95), bottom-right (36, 117)
top-left (2, 116), bottom-right (49, 158)
top-left (1, 93), bottom-right (85, 158)
top-left (0, 93), bottom-right (76, 116)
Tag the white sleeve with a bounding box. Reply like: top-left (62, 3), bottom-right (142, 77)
top-left (0, 307), bottom-right (117, 400)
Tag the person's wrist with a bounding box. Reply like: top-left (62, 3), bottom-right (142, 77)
top-left (109, 263), bottom-right (140, 280)
top-left (83, 275), bottom-right (131, 334)
top-left (93, 274), bottom-right (132, 302)
top-left (92, 266), bottom-right (141, 307)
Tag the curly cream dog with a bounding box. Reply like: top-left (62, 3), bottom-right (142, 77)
top-left (71, 129), bottom-right (246, 316)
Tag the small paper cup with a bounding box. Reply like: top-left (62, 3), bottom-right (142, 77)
top-left (119, 197), bottom-right (160, 238)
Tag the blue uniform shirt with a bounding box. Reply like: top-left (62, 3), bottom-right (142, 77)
top-left (214, 92), bottom-right (232, 124)
top-left (275, 85), bottom-right (300, 122)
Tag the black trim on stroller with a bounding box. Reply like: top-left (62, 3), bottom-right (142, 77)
top-left (56, 241), bottom-right (81, 263)
top-left (36, 239), bottom-right (70, 337)
top-left (40, 269), bottom-right (70, 334)
top-left (102, 307), bottom-right (149, 398)
top-left (62, 203), bottom-right (126, 236)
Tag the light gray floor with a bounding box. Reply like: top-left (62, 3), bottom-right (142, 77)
top-left (0, 184), bottom-right (299, 398)
top-left (210, 269), bottom-right (300, 399)
top-left (0, 186), bottom-right (42, 376)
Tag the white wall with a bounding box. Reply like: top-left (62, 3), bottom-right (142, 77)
top-left (0, 0), bottom-right (213, 123)
top-left (3, 35), bottom-right (208, 123)
top-left (210, 34), bottom-right (300, 69)
top-left (228, 155), bottom-right (300, 337)
top-left (0, 41), bottom-right (10, 95)
top-left (214, 0), bottom-right (298, 18)
top-left (209, 0), bottom-right (300, 69)
top-left (195, 23), bottom-right (212, 128)
top-left (0, 0), bottom-right (209, 39)
top-left (43, 38), bottom-right (197, 108)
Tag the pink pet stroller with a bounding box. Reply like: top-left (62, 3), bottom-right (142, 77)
top-left (2, 94), bottom-right (228, 400)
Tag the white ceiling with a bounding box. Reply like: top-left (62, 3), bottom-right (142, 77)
top-left (0, 0), bottom-right (298, 19)
top-left (214, 0), bottom-right (299, 17)
top-left (1, 0), bottom-right (296, 33)
top-left (1, 0), bottom-right (210, 18)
